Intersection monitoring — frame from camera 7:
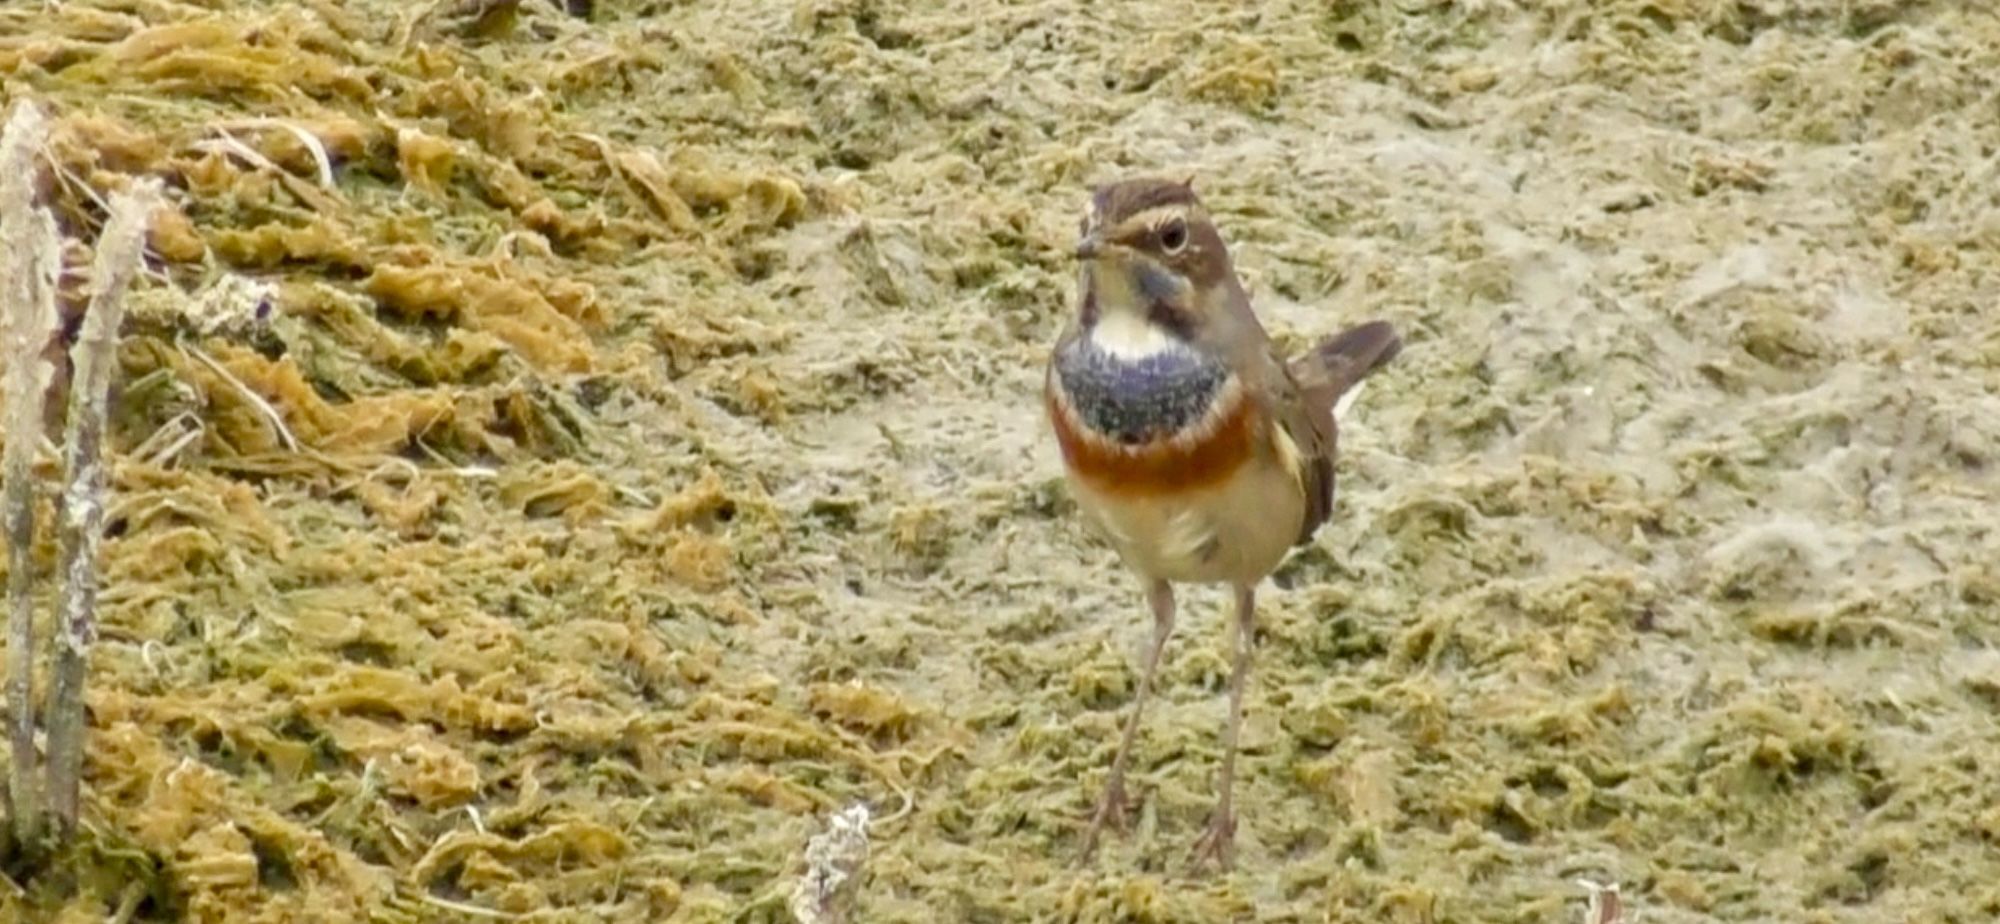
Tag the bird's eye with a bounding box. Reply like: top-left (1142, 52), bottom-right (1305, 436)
top-left (1159, 219), bottom-right (1188, 253)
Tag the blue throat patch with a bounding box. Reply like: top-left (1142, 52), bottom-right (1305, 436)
top-left (1053, 336), bottom-right (1230, 445)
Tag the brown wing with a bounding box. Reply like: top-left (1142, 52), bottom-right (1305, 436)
top-left (1289, 321), bottom-right (1403, 412)
top-left (1214, 306), bottom-right (1403, 547)
top-left (1267, 362), bottom-right (1340, 546)
top-left (1199, 285), bottom-right (1341, 546)
top-left (1282, 319), bottom-right (1403, 543)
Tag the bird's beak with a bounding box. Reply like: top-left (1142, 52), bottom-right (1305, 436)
top-left (1074, 232), bottom-right (1104, 260)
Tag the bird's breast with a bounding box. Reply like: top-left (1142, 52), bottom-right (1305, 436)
top-left (1045, 337), bottom-right (1257, 497)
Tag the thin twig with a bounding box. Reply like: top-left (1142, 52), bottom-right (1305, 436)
top-left (416, 893), bottom-right (521, 920)
top-left (46, 177), bottom-right (162, 835)
top-left (209, 119), bottom-right (337, 188)
top-left (181, 342), bottom-right (301, 452)
top-left (108, 881), bottom-right (147, 924)
top-left (190, 131), bottom-right (293, 184)
top-left (130, 411), bottom-right (204, 468)
top-left (0, 96), bottom-right (60, 850)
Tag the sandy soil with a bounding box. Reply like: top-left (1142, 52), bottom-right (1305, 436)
top-left (3, 0), bottom-right (2000, 920)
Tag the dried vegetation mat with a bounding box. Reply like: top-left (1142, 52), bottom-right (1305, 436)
top-left (0, 1), bottom-right (901, 920)
top-left (5, 0), bottom-right (2000, 923)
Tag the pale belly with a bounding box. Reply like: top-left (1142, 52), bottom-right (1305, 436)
top-left (1069, 453), bottom-right (1306, 587)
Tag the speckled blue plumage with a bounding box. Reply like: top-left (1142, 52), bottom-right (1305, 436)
top-left (1052, 336), bottom-right (1229, 446)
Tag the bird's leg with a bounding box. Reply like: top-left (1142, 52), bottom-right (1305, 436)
top-left (1078, 579), bottom-right (1175, 865)
top-left (1188, 582), bottom-right (1256, 873)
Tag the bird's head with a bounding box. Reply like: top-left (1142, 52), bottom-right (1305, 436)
top-left (1073, 175), bottom-right (1237, 355)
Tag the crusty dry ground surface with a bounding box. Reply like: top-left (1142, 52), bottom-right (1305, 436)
top-left (3, 0), bottom-right (1999, 921)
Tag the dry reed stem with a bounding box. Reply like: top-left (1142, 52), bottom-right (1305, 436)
top-left (1576, 879), bottom-right (1627, 924)
top-left (0, 97), bottom-right (60, 850)
top-left (788, 803), bottom-right (871, 924)
top-left (46, 178), bottom-right (162, 834)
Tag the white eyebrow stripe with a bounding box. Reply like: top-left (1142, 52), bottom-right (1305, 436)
top-left (1112, 205), bottom-right (1191, 241)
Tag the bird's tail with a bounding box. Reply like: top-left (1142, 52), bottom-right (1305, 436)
top-left (1289, 320), bottom-right (1402, 419)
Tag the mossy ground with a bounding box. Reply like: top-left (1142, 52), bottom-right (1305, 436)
top-left (2, 0), bottom-right (1999, 921)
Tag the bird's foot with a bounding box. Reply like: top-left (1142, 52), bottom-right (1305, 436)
top-left (1076, 776), bottom-right (1130, 866)
top-left (1185, 806), bottom-right (1236, 874)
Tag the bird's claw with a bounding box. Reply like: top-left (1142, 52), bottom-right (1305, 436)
top-left (1076, 777), bottom-right (1130, 865)
top-left (1184, 808), bottom-right (1236, 874)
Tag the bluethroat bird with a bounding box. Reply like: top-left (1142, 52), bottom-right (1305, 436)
top-left (1043, 176), bottom-right (1402, 872)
